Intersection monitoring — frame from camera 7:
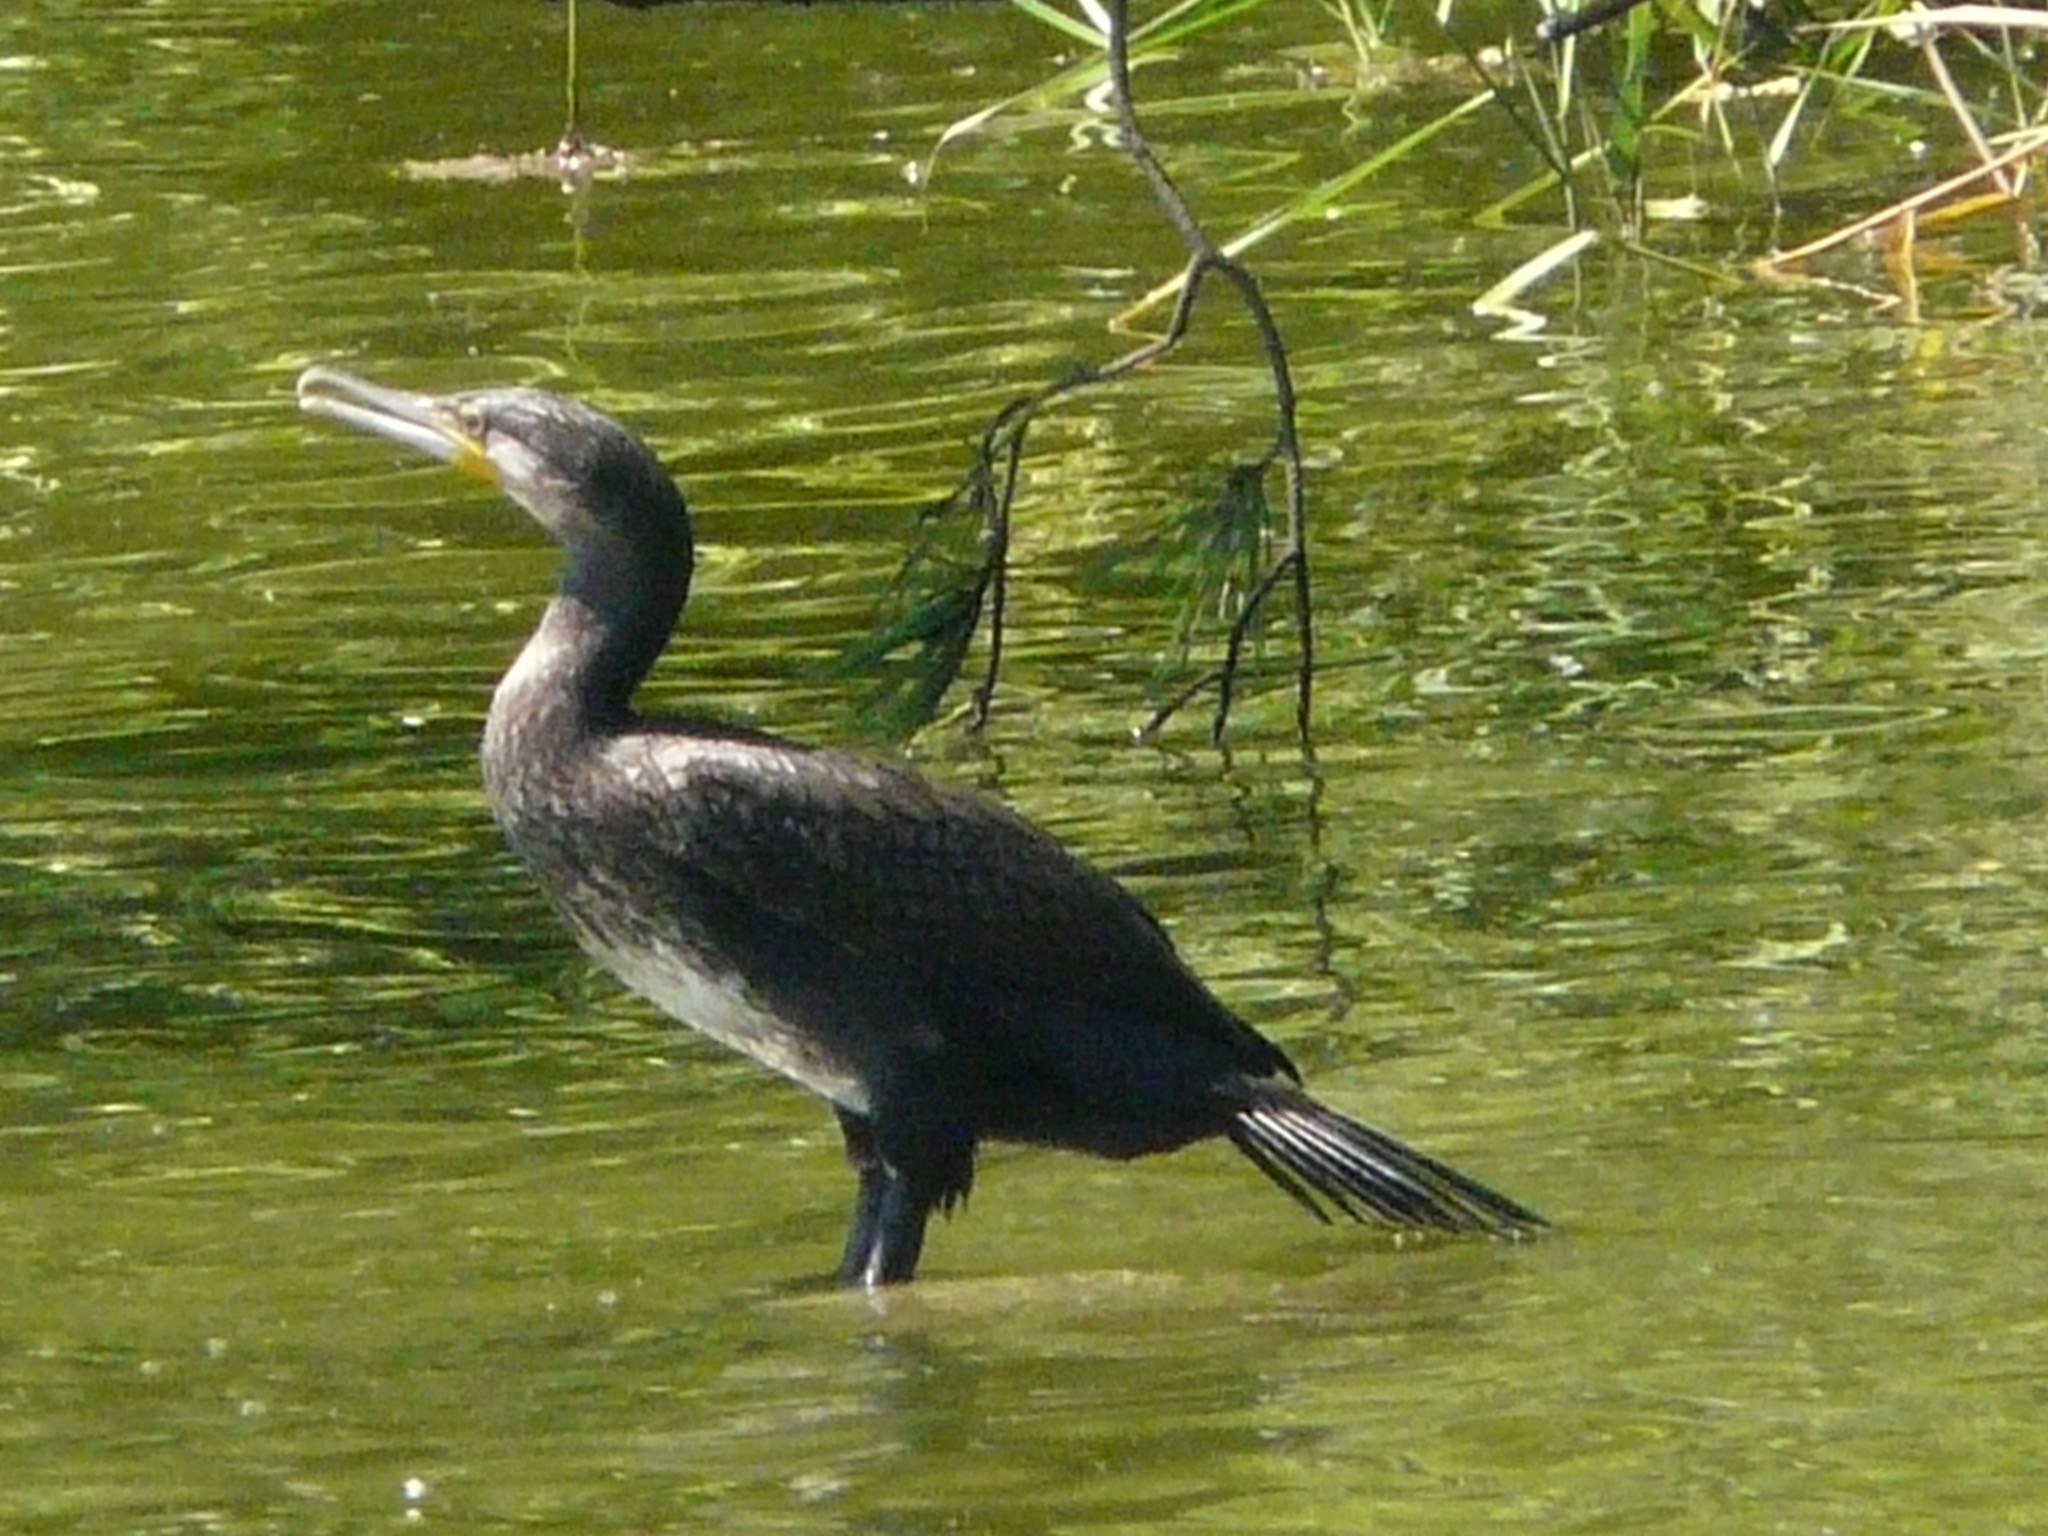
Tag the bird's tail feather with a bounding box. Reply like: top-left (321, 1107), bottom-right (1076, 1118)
top-left (1227, 1084), bottom-right (1544, 1237)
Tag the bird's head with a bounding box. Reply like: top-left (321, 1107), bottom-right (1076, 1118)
top-left (295, 366), bottom-right (689, 562)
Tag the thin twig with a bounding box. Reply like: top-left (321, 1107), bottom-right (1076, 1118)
top-left (935, 0), bottom-right (1313, 743)
top-left (946, 288), bottom-right (1207, 730)
top-left (565, 0), bottom-right (581, 143)
top-left (1534, 0), bottom-right (1653, 46)
top-left (968, 412), bottom-right (1027, 724)
top-left (1759, 126), bottom-right (2048, 269)
top-left (1103, 0), bottom-right (1311, 745)
top-left (1917, 26), bottom-right (2013, 195)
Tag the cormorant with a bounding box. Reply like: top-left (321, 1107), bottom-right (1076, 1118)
top-left (294, 365), bottom-right (1545, 1286)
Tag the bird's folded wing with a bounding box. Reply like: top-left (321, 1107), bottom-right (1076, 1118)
top-left (607, 727), bottom-right (1294, 1080)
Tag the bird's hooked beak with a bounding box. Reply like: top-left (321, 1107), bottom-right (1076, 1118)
top-left (296, 365), bottom-right (500, 486)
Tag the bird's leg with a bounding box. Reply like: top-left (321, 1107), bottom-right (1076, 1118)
top-left (834, 1107), bottom-right (892, 1284)
top-left (835, 1166), bottom-right (936, 1288)
top-left (832, 1103), bottom-right (974, 1288)
top-left (852, 1177), bottom-right (935, 1288)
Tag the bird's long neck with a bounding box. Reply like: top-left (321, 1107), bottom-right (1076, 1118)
top-left (483, 533), bottom-right (690, 793)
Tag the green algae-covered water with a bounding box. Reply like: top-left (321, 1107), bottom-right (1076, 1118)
top-left (4, 2), bottom-right (2045, 1531)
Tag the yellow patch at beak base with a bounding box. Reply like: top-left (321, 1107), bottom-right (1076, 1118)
top-left (450, 437), bottom-right (499, 485)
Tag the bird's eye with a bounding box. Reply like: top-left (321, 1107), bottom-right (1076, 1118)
top-left (455, 403), bottom-right (487, 441)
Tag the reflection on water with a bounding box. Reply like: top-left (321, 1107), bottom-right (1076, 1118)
top-left (4, 0), bottom-right (2048, 1532)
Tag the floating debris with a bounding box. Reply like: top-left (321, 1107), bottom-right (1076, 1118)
top-left (402, 131), bottom-right (636, 192)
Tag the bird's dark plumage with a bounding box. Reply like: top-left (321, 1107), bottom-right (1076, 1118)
top-left (295, 365), bottom-right (1544, 1286)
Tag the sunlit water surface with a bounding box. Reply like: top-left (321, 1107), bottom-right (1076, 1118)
top-left (4, 2), bottom-right (2046, 1532)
